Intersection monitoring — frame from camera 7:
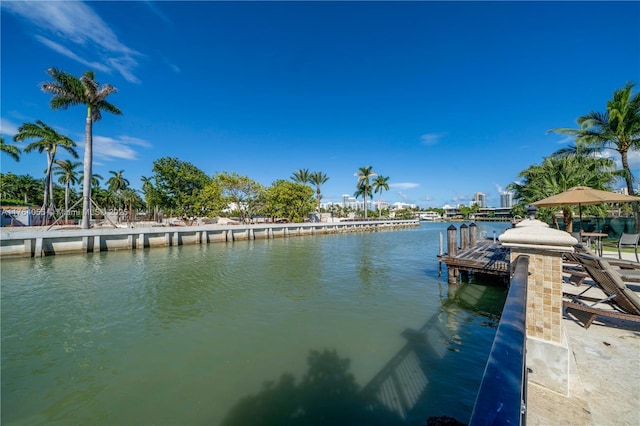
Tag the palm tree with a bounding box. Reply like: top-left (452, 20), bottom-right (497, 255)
top-left (13, 120), bottom-right (77, 219)
top-left (355, 166), bottom-right (377, 219)
top-left (1, 136), bottom-right (21, 161)
top-left (549, 82), bottom-right (640, 232)
top-left (54, 159), bottom-right (82, 223)
top-left (106, 169), bottom-right (130, 210)
top-left (121, 188), bottom-right (144, 223)
top-left (309, 171), bottom-right (329, 212)
top-left (14, 174), bottom-right (43, 205)
top-left (291, 168), bottom-right (311, 185)
top-left (41, 68), bottom-right (122, 229)
top-left (372, 175), bottom-right (390, 218)
top-left (353, 183), bottom-right (373, 218)
top-left (79, 172), bottom-right (104, 216)
top-left (508, 154), bottom-right (617, 232)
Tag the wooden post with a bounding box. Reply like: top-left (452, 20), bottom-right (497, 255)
top-left (447, 225), bottom-right (457, 257)
top-left (460, 222), bottom-right (471, 281)
top-left (469, 222), bottom-right (477, 246)
top-left (460, 224), bottom-right (469, 250)
top-left (446, 225), bottom-right (459, 284)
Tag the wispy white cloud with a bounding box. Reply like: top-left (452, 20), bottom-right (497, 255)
top-left (420, 132), bottom-right (446, 146)
top-left (627, 150), bottom-right (640, 171)
top-left (390, 182), bottom-right (419, 190)
top-left (92, 135), bottom-right (151, 161)
top-left (35, 35), bottom-right (110, 73)
top-left (451, 195), bottom-right (470, 203)
top-left (600, 148), bottom-right (640, 172)
top-left (397, 191), bottom-right (409, 201)
top-left (144, 0), bottom-right (172, 25)
top-left (0, 118), bottom-right (20, 136)
top-left (555, 135), bottom-right (574, 145)
top-left (3, 1), bottom-right (141, 83)
top-left (163, 57), bottom-right (181, 74)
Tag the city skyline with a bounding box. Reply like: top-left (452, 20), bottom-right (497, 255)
top-left (1, 1), bottom-right (638, 209)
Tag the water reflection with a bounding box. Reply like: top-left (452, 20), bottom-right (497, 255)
top-left (222, 281), bottom-right (505, 425)
top-left (360, 287), bottom-right (503, 425)
top-left (221, 349), bottom-right (405, 426)
top-left (356, 233), bottom-right (391, 296)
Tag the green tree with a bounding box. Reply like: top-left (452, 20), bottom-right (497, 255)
top-left (372, 175), bottom-right (390, 218)
top-left (106, 170), bottom-right (130, 210)
top-left (54, 159), bottom-right (82, 223)
top-left (0, 136), bottom-right (21, 162)
top-left (549, 82), bottom-right (640, 232)
top-left (214, 172), bottom-right (265, 222)
top-left (195, 179), bottom-right (226, 218)
top-left (106, 170), bottom-right (130, 193)
top-left (0, 173), bottom-right (23, 201)
top-left (141, 175), bottom-right (161, 219)
top-left (355, 166), bottom-right (377, 219)
top-left (14, 174), bottom-right (44, 205)
top-left (309, 171), bottom-right (329, 213)
top-left (150, 157), bottom-right (211, 219)
top-left (13, 120), bottom-right (78, 219)
top-left (353, 183), bottom-right (373, 219)
top-left (291, 168), bottom-right (311, 185)
top-left (42, 68), bottom-right (122, 229)
top-left (265, 180), bottom-right (315, 223)
top-left (120, 188), bottom-right (145, 223)
top-left (508, 154), bottom-right (617, 231)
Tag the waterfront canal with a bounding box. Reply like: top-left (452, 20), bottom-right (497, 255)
top-left (1, 222), bottom-right (511, 425)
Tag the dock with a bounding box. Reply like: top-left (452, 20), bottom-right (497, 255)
top-left (438, 224), bottom-right (510, 284)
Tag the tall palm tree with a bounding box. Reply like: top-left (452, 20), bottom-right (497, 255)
top-left (353, 184), bottom-right (373, 218)
top-left (291, 168), bottom-right (311, 185)
top-left (54, 159), bottom-right (82, 223)
top-left (1, 136), bottom-right (21, 161)
top-left (372, 175), bottom-right (390, 218)
top-left (13, 120), bottom-right (77, 219)
top-left (309, 171), bottom-right (329, 212)
top-left (41, 68), bottom-right (122, 229)
top-left (550, 82), bottom-right (640, 232)
top-left (355, 166), bottom-right (377, 219)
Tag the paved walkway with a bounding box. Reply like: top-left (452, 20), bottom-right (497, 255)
top-left (527, 250), bottom-right (640, 425)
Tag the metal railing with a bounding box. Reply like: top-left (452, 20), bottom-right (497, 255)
top-left (469, 255), bottom-right (529, 425)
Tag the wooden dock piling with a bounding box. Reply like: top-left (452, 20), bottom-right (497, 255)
top-left (438, 223), bottom-right (510, 285)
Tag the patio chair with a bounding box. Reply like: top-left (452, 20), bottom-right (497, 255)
top-left (562, 253), bottom-right (640, 328)
top-left (563, 245), bottom-right (640, 284)
top-left (602, 233), bottom-right (639, 263)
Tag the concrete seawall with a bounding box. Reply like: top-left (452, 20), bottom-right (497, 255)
top-left (0, 219), bottom-right (419, 259)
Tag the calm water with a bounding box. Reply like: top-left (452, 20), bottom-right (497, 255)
top-left (1, 222), bottom-right (511, 425)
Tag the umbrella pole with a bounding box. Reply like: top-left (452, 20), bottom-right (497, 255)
top-left (579, 203), bottom-right (583, 232)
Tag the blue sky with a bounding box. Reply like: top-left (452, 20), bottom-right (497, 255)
top-left (2, 1), bottom-right (639, 208)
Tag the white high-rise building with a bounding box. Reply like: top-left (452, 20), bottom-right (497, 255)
top-left (500, 192), bottom-right (513, 208)
top-left (474, 192), bottom-right (487, 208)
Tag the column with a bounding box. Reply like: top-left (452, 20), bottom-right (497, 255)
top-left (499, 218), bottom-right (578, 395)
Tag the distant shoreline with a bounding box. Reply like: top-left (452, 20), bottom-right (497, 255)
top-left (0, 219), bottom-right (420, 259)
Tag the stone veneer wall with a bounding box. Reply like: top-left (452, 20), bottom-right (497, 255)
top-left (509, 248), bottom-right (563, 343)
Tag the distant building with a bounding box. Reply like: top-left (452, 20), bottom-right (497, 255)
top-left (372, 200), bottom-right (390, 211)
top-left (392, 202), bottom-right (417, 210)
top-left (500, 192), bottom-right (514, 209)
top-left (473, 192), bottom-right (487, 208)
